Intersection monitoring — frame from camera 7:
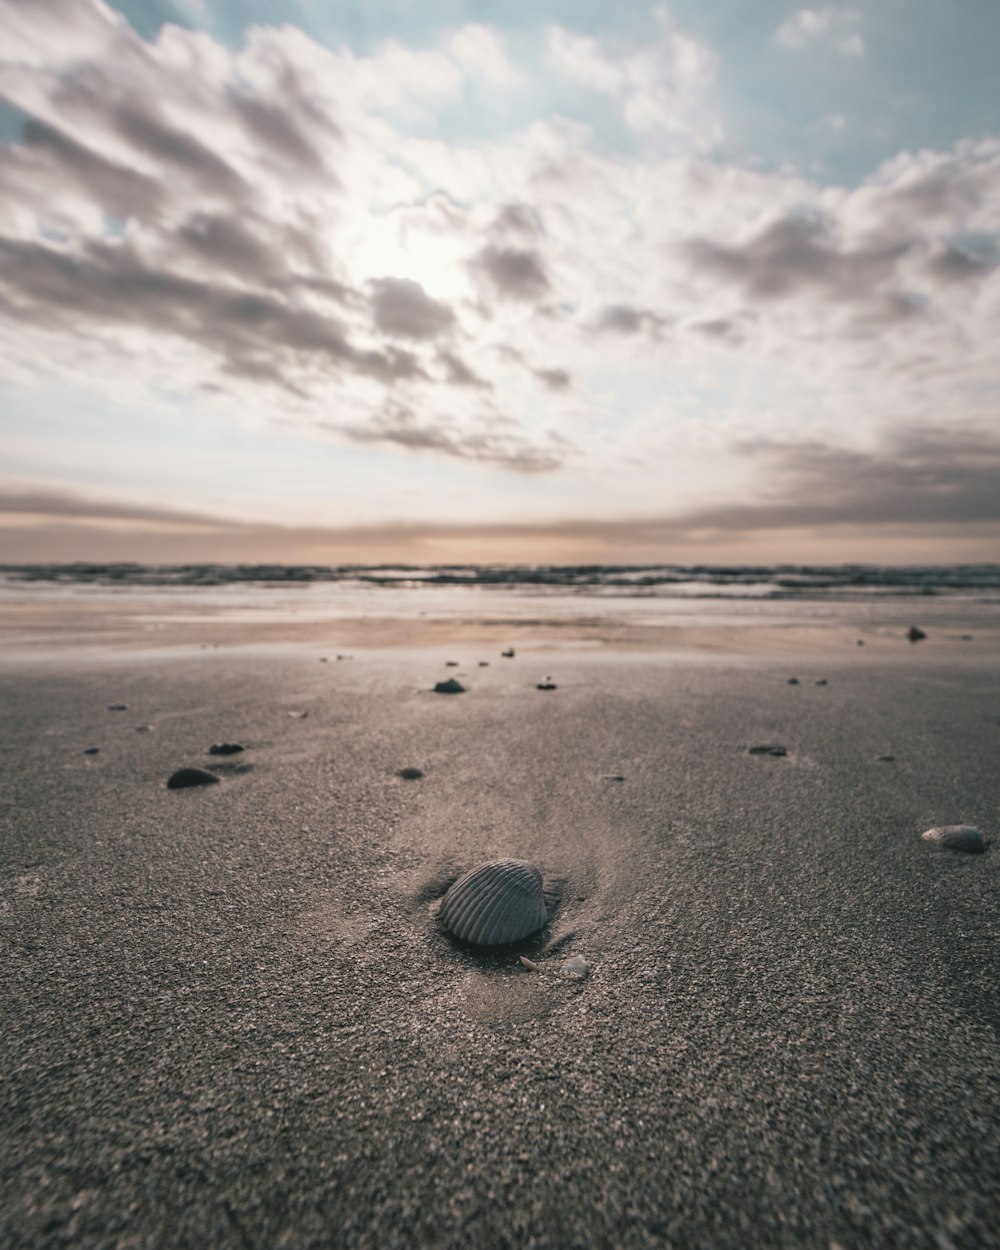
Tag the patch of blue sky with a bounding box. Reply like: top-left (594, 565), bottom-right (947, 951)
top-left (0, 100), bottom-right (28, 145)
top-left (101, 1), bottom-right (1000, 188)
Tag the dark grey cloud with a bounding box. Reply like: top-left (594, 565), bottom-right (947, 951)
top-left (175, 212), bottom-right (282, 280)
top-left (0, 488), bottom-right (242, 528)
top-left (339, 405), bottom-right (571, 472)
top-left (595, 305), bottom-right (668, 335)
top-left (229, 87), bottom-right (337, 179)
top-left (437, 350), bottom-right (491, 389)
top-left (684, 214), bottom-right (909, 303)
top-left (685, 426), bottom-right (1000, 530)
top-left (533, 367), bottom-right (571, 390)
top-left (472, 245), bottom-right (549, 301)
top-left (17, 118), bottom-right (163, 219)
top-left (112, 104), bottom-right (248, 200)
top-left (0, 235), bottom-right (423, 386)
top-left (370, 277), bottom-right (455, 340)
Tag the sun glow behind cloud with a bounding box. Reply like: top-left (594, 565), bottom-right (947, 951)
top-left (0, 0), bottom-right (999, 562)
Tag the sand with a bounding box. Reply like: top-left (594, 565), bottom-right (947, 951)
top-left (1, 598), bottom-right (999, 1249)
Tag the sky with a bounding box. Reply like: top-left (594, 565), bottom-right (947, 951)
top-left (0, 0), bottom-right (999, 565)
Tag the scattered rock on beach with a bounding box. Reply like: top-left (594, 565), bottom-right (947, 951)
top-left (135, 724), bottom-right (153, 733)
top-left (288, 710), bottom-right (309, 718)
top-left (208, 742), bottom-right (244, 756)
top-left (786, 678), bottom-right (799, 685)
top-left (908, 626), bottom-right (927, 643)
top-left (536, 678), bottom-right (557, 690)
top-left (440, 860), bottom-right (547, 946)
top-left (445, 661), bottom-right (459, 667)
top-left (167, 767), bottom-right (219, 790)
top-left (501, 648), bottom-right (515, 658)
top-left (602, 774), bottom-right (625, 781)
top-left (398, 767), bottom-right (424, 780)
top-left (478, 661), bottom-right (489, 667)
top-left (107, 703), bottom-right (127, 711)
top-left (876, 754), bottom-right (896, 763)
top-left (748, 744), bottom-right (787, 757)
top-left (921, 824), bottom-right (986, 853)
top-left (83, 746), bottom-right (100, 755)
top-left (560, 955), bottom-right (590, 981)
top-left (815, 678), bottom-right (828, 686)
top-left (433, 678), bottom-right (465, 694)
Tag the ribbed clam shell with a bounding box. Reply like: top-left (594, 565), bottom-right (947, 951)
top-left (921, 824), bottom-right (985, 853)
top-left (440, 859), bottom-right (548, 946)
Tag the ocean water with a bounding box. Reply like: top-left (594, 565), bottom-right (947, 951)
top-left (3, 562), bottom-right (1000, 600)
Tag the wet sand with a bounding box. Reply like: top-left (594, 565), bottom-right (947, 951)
top-left (1, 608), bottom-right (999, 1248)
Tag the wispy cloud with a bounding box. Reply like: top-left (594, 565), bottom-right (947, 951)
top-left (774, 7), bottom-right (865, 57)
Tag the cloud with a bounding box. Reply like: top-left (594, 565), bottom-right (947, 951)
top-left (774, 8), bottom-right (865, 57)
top-left (547, 6), bottom-right (721, 147)
top-left (471, 245), bottom-right (549, 300)
top-left (448, 25), bottom-right (520, 89)
top-left (369, 277), bottom-right (455, 340)
top-left (0, 485), bottom-right (240, 527)
top-left (338, 404), bottom-right (571, 473)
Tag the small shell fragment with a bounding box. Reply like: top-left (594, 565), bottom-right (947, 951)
top-left (559, 955), bottom-right (590, 980)
top-left (440, 859), bottom-right (547, 946)
top-left (519, 956), bottom-right (541, 971)
top-left (921, 825), bottom-right (986, 853)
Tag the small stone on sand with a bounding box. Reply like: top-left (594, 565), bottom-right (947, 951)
top-left (519, 956), bottom-right (541, 971)
top-left (398, 767), bottom-right (424, 780)
top-left (478, 661), bottom-right (489, 667)
top-left (107, 703), bottom-right (127, 711)
top-left (433, 678), bottom-right (465, 694)
top-left (920, 824), bottom-right (986, 853)
top-left (876, 754), bottom-right (895, 763)
top-left (288, 711), bottom-right (309, 718)
top-left (445, 661), bottom-right (459, 667)
top-left (815, 679), bottom-right (828, 686)
top-left (560, 955), bottom-right (590, 980)
top-left (787, 678), bottom-right (799, 685)
top-left (602, 774), bottom-right (625, 781)
top-left (135, 724), bottom-right (153, 733)
top-left (167, 767), bottom-right (219, 790)
top-left (748, 744), bottom-right (787, 757)
top-left (83, 747), bottom-right (100, 755)
top-left (537, 679), bottom-right (557, 690)
top-left (208, 743), bottom-right (244, 756)
top-left (908, 626), bottom-right (927, 643)
top-left (501, 648), bottom-right (515, 658)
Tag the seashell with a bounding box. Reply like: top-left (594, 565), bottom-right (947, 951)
top-left (439, 859), bottom-right (548, 946)
top-left (433, 678), bottom-right (465, 694)
top-left (559, 955), bottom-right (590, 980)
top-left (167, 767), bottom-right (219, 789)
top-left (921, 825), bottom-right (986, 853)
top-left (208, 742), bottom-right (244, 756)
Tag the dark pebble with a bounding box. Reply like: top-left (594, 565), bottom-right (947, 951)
top-left (748, 744), bottom-right (787, 757)
top-left (107, 703), bottom-right (127, 711)
top-left (602, 774), bottom-right (625, 782)
top-left (167, 767), bottom-right (219, 789)
top-left (501, 648), bottom-right (515, 658)
top-left (433, 678), bottom-right (465, 694)
top-left (787, 678), bottom-right (799, 685)
top-left (83, 747), bottom-right (100, 755)
top-left (537, 681), bottom-right (558, 691)
top-left (445, 661), bottom-right (459, 667)
top-left (908, 626), bottom-right (927, 643)
top-left (478, 661), bottom-right (489, 667)
top-left (398, 767), bottom-right (424, 780)
top-left (876, 754), bottom-right (895, 762)
top-left (208, 743), bottom-right (245, 756)
top-left (815, 679), bottom-right (828, 685)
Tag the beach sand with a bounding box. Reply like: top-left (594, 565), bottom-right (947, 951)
top-left (1, 596), bottom-right (999, 1248)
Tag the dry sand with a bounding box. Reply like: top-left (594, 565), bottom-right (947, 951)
top-left (1, 599), bottom-right (999, 1248)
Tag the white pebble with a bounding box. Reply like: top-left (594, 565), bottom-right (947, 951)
top-left (559, 955), bottom-right (590, 980)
